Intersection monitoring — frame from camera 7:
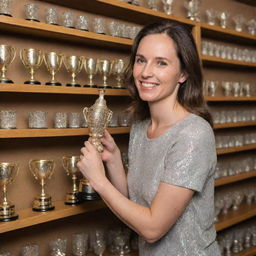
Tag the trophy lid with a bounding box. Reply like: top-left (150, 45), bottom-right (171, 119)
top-left (94, 89), bottom-right (106, 108)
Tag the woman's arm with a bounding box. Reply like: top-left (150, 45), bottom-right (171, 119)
top-left (77, 141), bottom-right (194, 243)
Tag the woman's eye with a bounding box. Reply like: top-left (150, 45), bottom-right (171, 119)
top-left (135, 57), bottom-right (145, 64)
top-left (158, 61), bottom-right (167, 66)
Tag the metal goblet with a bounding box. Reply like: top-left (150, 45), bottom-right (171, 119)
top-left (84, 57), bottom-right (97, 88)
top-left (0, 161), bottom-right (19, 222)
top-left (44, 51), bottom-right (63, 86)
top-left (112, 59), bottom-right (126, 89)
top-left (63, 55), bottom-right (84, 87)
top-left (97, 59), bottom-right (112, 89)
top-left (20, 48), bottom-right (43, 85)
top-left (0, 44), bottom-right (16, 84)
top-left (29, 159), bottom-right (55, 212)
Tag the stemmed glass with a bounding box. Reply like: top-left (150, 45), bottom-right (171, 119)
top-left (92, 230), bottom-right (106, 256)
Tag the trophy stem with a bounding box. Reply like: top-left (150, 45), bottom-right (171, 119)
top-left (30, 68), bottom-right (35, 81)
top-left (103, 75), bottom-right (107, 87)
top-left (41, 179), bottom-right (46, 197)
top-left (1, 66), bottom-right (7, 80)
top-left (71, 72), bottom-right (76, 84)
top-left (51, 71), bottom-right (56, 82)
top-left (89, 74), bottom-right (93, 85)
top-left (2, 185), bottom-right (8, 204)
top-left (72, 175), bottom-right (78, 193)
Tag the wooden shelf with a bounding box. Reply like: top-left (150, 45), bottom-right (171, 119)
top-left (0, 16), bottom-right (132, 49)
top-left (0, 200), bottom-right (106, 233)
top-left (214, 121), bottom-right (256, 129)
top-left (232, 247), bottom-right (256, 256)
top-left (0, 127), bottom-right (130, 138)
top-left (215, 170), bottom-right (256, 187)
top-left (234, 0), bottom-right (256, 7)
top-left (202, 55), bottom-right (256, 69)
top-left (40, 0), bottom-right (195, 26)
top-left (200, 23), bottom-right (256, 45)
top-left (205, 96), bottom-right (256, 102)
top-left (0, 84), bottom-right (130, 96)
top-left (215, 202), bottom-right (256, 231)
top-left (217, 144), bottom-right (256, 155)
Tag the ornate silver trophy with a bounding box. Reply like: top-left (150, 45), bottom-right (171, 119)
top-left (78, 90), bottom-right (112, 201)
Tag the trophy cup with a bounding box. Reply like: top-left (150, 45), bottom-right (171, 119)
top-left (162, 0), bottom-right (174, 15)
top-left (84, 57), bottom-right (97, 88)
top-left (29, 159), bottom-right (55, 211)
top-left (0, 44), bottom-right (16, 83)
top-left (0, 0), bottom-right (12, 17)
top-left (112, 59), bottom-right (126, 89)
top-left (78, 90), bottom-right (112, 201)
top-left (44, 51), bottom-right (63, 86)
top-left (184, 0), bottom-right (201, 22)
top-left (97, 59), bottom-right (112, 89)
top-left (63, 55), bottom-right (84, 87)
top-left (20, 48), bottom-right (43, 85)
top-left (0, 161), bottom-right (19, 222)
top-left (62, 156), bottom-right (81, 205)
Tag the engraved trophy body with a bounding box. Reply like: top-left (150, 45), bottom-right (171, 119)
top-left (0, 161), bottom-right (19, 222)
top-left (29, 159), bottom-right (55, 211)
top-left (97, 59), bottom-right (112, 89)
top-left (84, 57), bottom-right (97, 88)
top-left (78, 90), bottom-right (112, 201)
top-left (20, 48), bottom-right (43, 85)
top-left (0, 44), bottom-right (16, 84)
top-left (44, 51), bottom-right (63, 86)
top-left (62, 156), bottom-right (81, 205)
top-left (112, 59), bottom-right (126, 89)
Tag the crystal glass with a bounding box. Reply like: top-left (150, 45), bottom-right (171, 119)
top-left (28, 111), bottom-right (48, 129)
top-left (76, 15), bottom-right (89, 31)
top-left (162, 0), bottom-right (174, 15)
top-left (62, 11), bottom-right (74, 28)
top-left (49, 238), bottom-right (67, 256)
top-left (184, 0), bottom-right (201, 21)
top-left (205, 9), bottom-right (216, 25)
top-left (72, 232), bottom-right (88, 256)
top-left (21, 244), bottom-right (39, 256)
top-left (68, 112), bottom-right (80, 128)
top-left (247, 19), bottom-right (256, 35)
top-left (45, 7), bottom-right (58, 25)
top-left (146, 0), bottom-right (158, 11)
top-left (233, 14), bottom-right (245, 32)
top-left (92, 17), bottom-right (106, 34)
top-left (24, 3), bottom-right (39, 22)
top-left (0, 110), bottom-right (16, 129)
top-left (92, 230), bottom-right (106, 256)
top-left (0, 249), bottom-right (11, 256)
top-left (218, 11), bottom-right (230, 29)
top-left (0, 0), bottom-right (12, 17)
top-left (54, 112), bottom-right (68, 128)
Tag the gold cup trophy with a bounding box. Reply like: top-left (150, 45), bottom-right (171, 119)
top-left (62, 156), bottom-right (81, 205)
top-left (78, 89), bottom-right (112, 201)
top-left (0, 162), bottom-right (19, 222)
top-left (29, 159), bottom-right (55, 211)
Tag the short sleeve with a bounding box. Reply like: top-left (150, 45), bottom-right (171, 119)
top-left (161, 125), bottom-right (216, 192)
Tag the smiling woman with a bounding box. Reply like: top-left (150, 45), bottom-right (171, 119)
top-left (77, 20), bottom-right (220, 256)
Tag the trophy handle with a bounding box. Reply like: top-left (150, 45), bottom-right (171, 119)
top-left (10, 47), bottom-right (16, 64)
top-left (82, 107), bottom-right (89, 123)
top-left (19, 49), bottom-right (26, 67)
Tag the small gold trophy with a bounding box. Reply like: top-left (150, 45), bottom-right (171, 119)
top-left (29, 159), bottom-right (55, 211)
top-left (78, 90), bottom-right (112, 201)
top-left (0, 161), bottom-right (19, 222)
top-left (62, 156), bottom-right (81, 205)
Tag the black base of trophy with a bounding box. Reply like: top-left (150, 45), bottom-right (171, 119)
top-left (32, 206), bottom-right (55, 212)
top-left (0, 13), bottom-right (12, 17)
top-left (98, 85), bottom-right (112, 89)
top-left (24, 80), bottom-right (41, 85)
top-left (128, 1), bottom-right (140, 5)
top-left (77, 191), bottom-right (101, 201)
top-left (0, 215), bottom-right (18, 222)
top-left (65, 200), bottom-right (83, 206)
top-left (0, 79), bottom-right (14, 83)
top-left (66, 83), bottom-right (81, 87)
top-left (26, 18), bottom-right (40, 22)
top-left (83, 84), bottom-right (97, 88)
top-left (45, 82), bottom-right (62, 86)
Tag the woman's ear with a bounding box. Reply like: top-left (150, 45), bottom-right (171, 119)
top-left (178, 72), bottom-right (187, 85)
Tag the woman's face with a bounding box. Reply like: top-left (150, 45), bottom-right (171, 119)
top-left (133, 33), bottom-right (186, 104)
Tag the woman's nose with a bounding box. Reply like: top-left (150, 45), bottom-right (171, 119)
top-left (141, 63), bottom-right (154, 77)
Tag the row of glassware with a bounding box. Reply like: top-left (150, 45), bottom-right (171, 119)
top-left (0, 110), bottom-right (131, 129)
top-left (215, 182), bottom-right (256, 220)
top-left (0, 1), bottom-right (142, 39)
top-left (214, 157), bottom-right (256, 180)
top-left (201, 40), bottom-right (256, 63)
top-left (217, 217), bottom-right (256, 256)
top-left (120, 0), bottom-right (256, 35)
top-left (0, 44), bottom-right (128, 88)
top-left (0, 226), bottom-right (137, 256)
top-left (203, 80), bottom-right (254, 97)
top-left (215, 133), bottom-right (256, 149)
top-left (211, 110), bottom-right (256, 124)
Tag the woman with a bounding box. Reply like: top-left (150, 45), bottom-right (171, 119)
top-left (77, 20), bottom-right (220, 256)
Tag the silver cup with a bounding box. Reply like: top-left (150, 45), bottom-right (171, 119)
top-left (45, 7), bottom-right (58, 25)
top-left (97, 59), bottom-right (112, 89)
top-left (0, 44), bottom-right (16, 84)
top-left (20, 48), bottom-right (43, 85)
top-left (44, 51), bottom-right (63, 86)
top-left (84, 57), bottom-right (97, 88)
top-left (184, 0), bottom-right (201, 22)
top-left (112, 59), bottom-right (126, 89)
top-left (24, 3), bottom-right (39, 22)
top-left (63, 55), bottom-right (84, 87)
top-left (0, 110), bottom-right (16, 129)
top-left (0, 0), bottom-right (12, 17)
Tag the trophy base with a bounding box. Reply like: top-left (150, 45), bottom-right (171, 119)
top-left (77, 191), bottom-right (101, 201)
top-left (45, 81), bottom-right (62, 86)
top-left (24, 80), bottom-right (41, 85)
top-left (65, 192), bottom-right (82, 205)
top-left (0, 13), bottom-right (12, 17)
top-left (26, 18), bottom-right (40, 22)
top-left (83, 84), bottom-right (97, 88)
top-left (0, 79), bottom-right (14, 83)
top-left (78, 179), bottom-right (101, 201)
top-left (32, 196), bottom-right (55, 212)
top-left (128, 1), bottom-right (140, 5)
top-left (0, 204), bottom-right (19, 222)
top-left (66, 83), bottom-right (81, 87)
top-left (98, 85), bottom-right (112, 89)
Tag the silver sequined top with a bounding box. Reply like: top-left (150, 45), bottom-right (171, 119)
top-left (127, 114), bottom-right (221, 256)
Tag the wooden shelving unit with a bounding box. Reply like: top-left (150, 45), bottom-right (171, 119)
top-left (215, 170), bottom-right (256, 187)
top-left (233, 247), bottom-right (256, 256)
top-left (217, 144), bottom-right (256, 155)
top-left (214, 121), bottom-right (256, 129)
top-left (205, 96), bottom-right (256, 102)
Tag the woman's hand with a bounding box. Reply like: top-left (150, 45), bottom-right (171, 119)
top-left (77, 141), bottom-right (106, 190)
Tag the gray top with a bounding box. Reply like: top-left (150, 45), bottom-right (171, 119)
top-left (127, 114), bottom-right (220, 256)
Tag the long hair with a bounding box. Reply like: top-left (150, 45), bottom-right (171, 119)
top-left (125, 20), bottom-right (212, 126)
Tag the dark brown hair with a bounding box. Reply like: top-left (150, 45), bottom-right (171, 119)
top-left (125, 20), bottom-right (212, 126)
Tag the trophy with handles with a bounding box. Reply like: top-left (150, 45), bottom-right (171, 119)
top-left (78, 89), bottom-right (112, 201)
